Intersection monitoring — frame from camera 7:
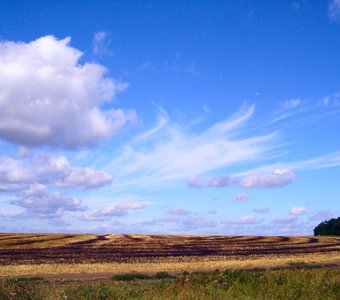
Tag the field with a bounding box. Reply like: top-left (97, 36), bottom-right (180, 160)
top-left (0, 233), bottom-right (339, 299)
top-left (0, 233), bottom-right (339, 277)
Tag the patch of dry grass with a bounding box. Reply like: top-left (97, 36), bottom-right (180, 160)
top-left (0, 251), bottom-right (339, 278)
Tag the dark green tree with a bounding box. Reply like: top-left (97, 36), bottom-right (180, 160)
top-left (313, 217), bottom-right (340, 236)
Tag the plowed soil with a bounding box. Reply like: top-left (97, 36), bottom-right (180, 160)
top-left (0, 233), bottom-right (339, 265)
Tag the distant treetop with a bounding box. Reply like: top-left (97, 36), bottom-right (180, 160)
top-left (313, 217), bottom-right (340, 236)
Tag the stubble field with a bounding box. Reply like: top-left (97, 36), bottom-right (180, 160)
top-left (0, 233), bottom-right (339, 299)
top-left (0, 233), bottom-right (339, 278)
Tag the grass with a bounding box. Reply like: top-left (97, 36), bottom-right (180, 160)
top-left (112, 272), bottom-right (173, 281)
top-left (0, 267), bottom-right (339, 299)
top-left (112, 273), bottom-right (151, 281)
top-left (0, 233), bottom-right (339, 299)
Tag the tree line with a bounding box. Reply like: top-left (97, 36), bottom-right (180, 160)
top-left (314, 217), bottom-right (340, 236)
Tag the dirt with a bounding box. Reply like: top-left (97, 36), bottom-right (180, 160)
top-left (0, 234), bottom-right (339, 265)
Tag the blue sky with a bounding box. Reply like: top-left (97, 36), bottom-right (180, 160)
top-left (0, 0), bottom-right (339, 235)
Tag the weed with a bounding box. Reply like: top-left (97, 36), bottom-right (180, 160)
top-left (155, 272), bottom-right (174, 279)
top-left (112, 272), bottom-right (151, 281)
top-left (65, 284), bottom-right (115, 300)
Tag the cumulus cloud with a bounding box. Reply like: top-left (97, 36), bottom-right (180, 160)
top-left (208, 176), bottom-right (232, 187)
top-left (187, 169), bottom-right (295, 190)
top-left (0, 154), bottom-right (113, 219)
top-left (290, 206), bottom-right (307, 216)
top-left (81, 203), bottom-right (145, 221)
top-left (12, 191), bottom-right (85, 219)
top-left (0, 154), bottom-right (112, 192)
top-left (186, 175), bottom-right (231, 189)
top-left (329, 0), bottom-right (340, 20)
top-left (239, 169), bottom-right (295, 188)
top-left (0, 35), bottom-right (136, 148)
top-left (186, 175), bottom-right (206, 188)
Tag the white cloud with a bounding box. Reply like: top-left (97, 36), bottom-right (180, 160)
top-left (106, 105), bottom-right (276, 189)
top-left (186, 175), bottom-right (206, 188)
top-left (232, 151), bottom-right (340, 180)
top-left (132, 107), bottom-right (169, 143)
top-left (208, 176), bottom-right (232, 187)
top-left (93, 31), bottom-right (112, 56)
top-left (240, 168), bottom-right (295, 188)
top-left (0, 154), bottom-right (113, 220)
top-left (56, 167), bottom-right (113, 190)
top-left (0, 35), bottom-right (136, 148)
top-left (329, 0), bottom-right (340, 20)
top-left (290, 206), bottom-right (307, 216)
top-left (224, 215), bottom-right (262, 225)
top-left (12, 191), bottom-right (85, 219)
top-left (187, 169), bottom-right (295, 190)
top-left (233, 194), bottom-right (250, 202)
top-left (281, 98), bottom-right (301, 110)
top-left (81, 202), bottom-right (145, 221)
top-left (284, 151), bottom-right (340, 170)
top-left (0, 154), bottom-right (112, 192)
top-left (323, 92), bottom-right (340, 107)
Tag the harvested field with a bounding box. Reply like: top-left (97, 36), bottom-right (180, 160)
top-left (0, 233), bottom-right (339, 278)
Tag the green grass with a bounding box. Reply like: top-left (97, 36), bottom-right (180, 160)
top-left (0, 268), bottom-right (339, 299)
top-left (112, 272), bottom-right (174, 281)
top-left (112, 271), bottom-right (173, 281)
top-left (112, 273), bottom-right (151, 281)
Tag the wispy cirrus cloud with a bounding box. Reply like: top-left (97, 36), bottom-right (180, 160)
top-left (105, 105), bottom-right (277, 190)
